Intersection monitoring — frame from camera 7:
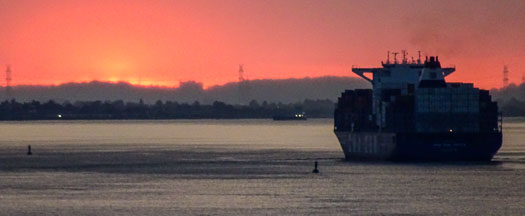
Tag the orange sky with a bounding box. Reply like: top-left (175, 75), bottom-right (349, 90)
top-left (0, 0), bottom-right (524, 89)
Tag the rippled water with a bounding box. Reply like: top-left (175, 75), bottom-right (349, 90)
top-left (0, 119), bottom-right (524, 215)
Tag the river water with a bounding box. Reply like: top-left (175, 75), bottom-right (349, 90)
top-left (0, 119), bottom-right (524, 215)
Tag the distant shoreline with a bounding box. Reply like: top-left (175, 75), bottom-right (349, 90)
top-left (0, 117), bottom-right (334, 122)
top-left (0, 99), bottom-right (335, 121)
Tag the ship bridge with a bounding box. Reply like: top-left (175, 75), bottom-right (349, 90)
top-left (352, 64), bottom-right (455, 87)
top-left (352, 51), bottom-right (455, 87)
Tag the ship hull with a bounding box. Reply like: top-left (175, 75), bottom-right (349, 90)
top-left (334, 131), bottom-right (502, 161)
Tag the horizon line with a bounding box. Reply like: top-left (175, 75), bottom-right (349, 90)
top-left (1, 75), bottom-right (361, 89)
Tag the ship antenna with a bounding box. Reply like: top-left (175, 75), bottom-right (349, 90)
top-left (417, 51), bottom-right (422, 64)
top-left (402, 50), bottom-right (407, 64)
top-left (392, 52), bottom-right (399, 64)
top-left (387, 51), bottom-right (390, 64)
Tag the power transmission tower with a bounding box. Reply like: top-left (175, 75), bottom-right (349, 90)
top-left (238, 64), bottom-right (245, 104)
top-left (236, 64), bottom-right (251, 105)
top-left (5, 65), bottom-right (12, 99)
top-left (503, 65), bottom-right (509, 88)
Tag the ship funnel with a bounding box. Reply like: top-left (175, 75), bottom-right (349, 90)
top-left (418, 56), bottom-right (446, 88)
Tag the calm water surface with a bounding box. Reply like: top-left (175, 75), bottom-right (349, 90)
top-left (0, 118), bottom-right (524, 215)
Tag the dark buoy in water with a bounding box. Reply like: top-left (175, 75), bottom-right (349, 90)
top-left (312, 160), bottom-right (319, 173)
top-left (27, 145), bottom-right (32, 155)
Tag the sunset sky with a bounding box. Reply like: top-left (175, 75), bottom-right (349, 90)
top-left (0, 0), bottom-right (524, 89)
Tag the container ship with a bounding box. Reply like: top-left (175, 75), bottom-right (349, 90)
top-left (334, 51), bottom-right (502, 161)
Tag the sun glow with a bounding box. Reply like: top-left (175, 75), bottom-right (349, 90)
top-left (106, 77), bottom-right (120, 83)
top-left (107, 61), bottom-right (132, 73)
top-left (0, 1), bottom-right (524, 88)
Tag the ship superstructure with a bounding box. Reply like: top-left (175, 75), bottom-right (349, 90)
top-left (334, 51), bottom-right (502, 161)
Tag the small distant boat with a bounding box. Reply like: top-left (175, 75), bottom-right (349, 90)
top-left (273, 113), bottom-right (307, 121)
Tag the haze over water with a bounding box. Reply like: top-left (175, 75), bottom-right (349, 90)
top-left (1, 119), bottom-right (524, 215)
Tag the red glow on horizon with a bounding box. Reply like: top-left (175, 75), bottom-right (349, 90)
top-left (0, 0), bottom-right (524, 90)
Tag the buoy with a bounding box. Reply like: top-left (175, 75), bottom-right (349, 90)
top-left (27, 145), bottom-right (32, 155)
top-left (312, 160), bottom-right (319, 173)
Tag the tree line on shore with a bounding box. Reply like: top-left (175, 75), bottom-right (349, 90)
top-left (491, 83), bottom-right (525, 116)
top-left (0, 99), bottom-right (335, 120)
top-left (1, 96), bottom-right (523, 120)
top-left (497, 98), bottom-right (525, 116)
